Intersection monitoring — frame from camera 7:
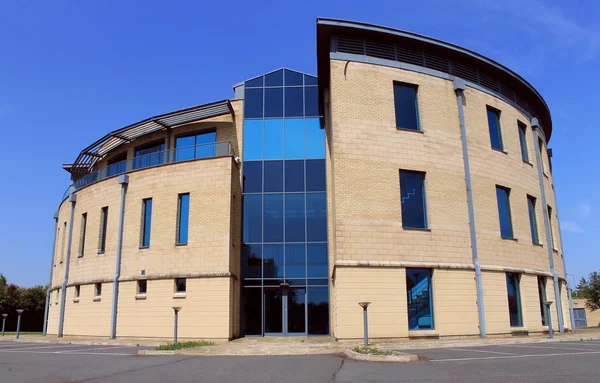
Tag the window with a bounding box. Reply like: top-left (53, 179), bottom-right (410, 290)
top-left (506, 273), bottom-right (523, 327)
top-left (547, 205), bottom-right (555, 249)
top-left (137, 280), bottom-right (147, 295)
top-left (399, 171), bottom-right (427, 229)
top-left (538, 137), bottom-right (545, 173)
top-left (175, 278), bottom-right (186, 293)
top-left (55, 226), bottom-right (60, 265)
top-left (74, 285), bottom-right (80, 298)
top-left (527, 196), bottom-right (539, 244)
top-left (175, 131), bottom-right (216, 161)
top-left (98, 207), bottom-right (108, 253)
top-left (406, 268), bottom-right (434, 330)
top-left (496, 186), bottom-right (514, 239)
top-left (538, 277), bottom-right (548, 326)
top-left (94, 283), bottom-right (102, 298)
top-left (176, 194), bottom-right (190, 245)
top-left (393, 82), bottom-right (420, 131)
top-left (107, 152), bottom-right (127, 177)
top-left (78, 213), bottom-right (87, 257)
top-left (140, 199), bottom-right (152, 248)
top-left (518, 122), bottom-right (529, 162)
top-left (487, 107), bottom-right (504, 151)
top-left (134, 141), bottom-right (164, 169)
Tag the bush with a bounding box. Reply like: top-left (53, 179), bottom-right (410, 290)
top-left (155, 341), bottom-right (214, 350)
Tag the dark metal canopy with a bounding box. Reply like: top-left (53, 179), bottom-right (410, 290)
top-left (67, 100), bottom-right (234, 179)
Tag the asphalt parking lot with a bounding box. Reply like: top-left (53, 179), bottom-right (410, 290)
top-left (0, 341), bottom-right (144, 356)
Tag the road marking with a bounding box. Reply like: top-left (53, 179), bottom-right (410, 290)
top-left (0, 344), bottom-right (81, 351)
top-left (446, 348), bottom-right (515, 355)
top-left (501, 344), bottom-right (596, 352)
top-left (0, 349), bottom-right (133, 356)
top-left (433, 351), bottom-right (600, 362)
top-left (58, 346), bottom-right (134, 353)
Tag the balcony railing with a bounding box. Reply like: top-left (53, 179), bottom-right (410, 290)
top-left (62, 141), bottom-right (234, 200)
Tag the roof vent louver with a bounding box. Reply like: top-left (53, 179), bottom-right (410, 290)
top-left (365, 41), bottom-right (395, 61)
top-left (336, 36), bottom-right (365, 55)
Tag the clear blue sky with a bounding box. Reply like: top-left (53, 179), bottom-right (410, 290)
top-left (0, 0), bottom-right (598, 287)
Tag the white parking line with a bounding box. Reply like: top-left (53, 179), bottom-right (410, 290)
top-left (501, 344), bottom-right (597, 352)
top-left (58, 346), bottom-right (134, 353)
top-left (0, 344), bottom-right (82, 351)
top-left (433, 351), bottom-right (600, 362)
top-left (0, 349), bottom-right (134, 356)
top-left (446, 348), bottom-right (515, 355)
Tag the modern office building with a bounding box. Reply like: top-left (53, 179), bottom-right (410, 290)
top-left (45, 19), bottom-right (574, 340)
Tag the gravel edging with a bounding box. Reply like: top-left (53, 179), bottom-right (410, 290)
top-left (344, 349), bottom-right (419, 363)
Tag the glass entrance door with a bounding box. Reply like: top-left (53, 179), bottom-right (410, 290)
top-left (264, 287), bottom-right (306, 336)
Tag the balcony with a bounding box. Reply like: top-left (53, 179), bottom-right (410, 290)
top-left (62, 141), bottom-right (235, 200)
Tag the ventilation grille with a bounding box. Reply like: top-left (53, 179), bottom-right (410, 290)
top-left (334, 36), bottom-right (533, 114)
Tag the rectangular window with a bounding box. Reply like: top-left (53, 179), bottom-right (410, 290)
top-left (107, 152), bottom-right (127, 177)
top-left (518, 122), bottom-right (529, 162)
top-left (400, 170), bottom-right (427, 229)
top-left (78, 213), bottom-right (87, 257)
top-left (506, 272), bottom-right (523, 327)
top-left (98, 207), bottom-right (108, 253)
top-left (393, 82), bottom-right (420, 131)
top-left (61, 222), bottom-right (67, 263)
top-left (406, 268), bottom-right (434, 330)
top-left (527, 195), bottom-right (539, 244)
top-left (175, 131), bottom-right (217, 161)
top-left (74, 285), bottom-right (80, 298)
top-left (137, 280), bottom-right (147, 295)
top-left (55, 226), bottom-right (61, 265)
top-left (175, 278), bottom-right (186, 293)
top-left (547, 205), bottom-right (555, 249)
top-left (538, 137), bottom-right (545, 173)
top-left (487, 107), bottom-right (504, 151)
top-left (94, 283), bottom-right (102, 297)
top-left (134, 141), bottom-right (165, 169)
top-left (538, 277), bottom-right (548, 326)
top-left (140, 199), bottom-right (152, 248)
top-left (176, 194), bottom-right (190, 245)
top-left (496, 186), bottom-right (514, 239)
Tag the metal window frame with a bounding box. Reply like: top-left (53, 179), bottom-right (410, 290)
top-left (393, 81), bottom-right (421, 132)
top-left (487, 106), bottom-right (504, 151)
top-left (496, 185), bottom-right (514, 239)
top-left (78, 213), bottom-right (87, 258)
top-left (399, 169), bottom-right (428, 229)
top-left (176, 193), bottom-right (190, 245)
top-left (518, 121), bottom-right (529, 162)
top-left (506, 272), bottom-right (524, 328)
top-left (140, 198), bottom-right (153, 248)
top-left (98, 206), bottom-right (108, 254)
top-left (527, 195), bottom-right (539, 244)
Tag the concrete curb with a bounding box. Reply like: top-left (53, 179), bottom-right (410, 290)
top-left (137, 350), bottom-right (176, 356)
top-left (343, 349), bottom-right (419, 363)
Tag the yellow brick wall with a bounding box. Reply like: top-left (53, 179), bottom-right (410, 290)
top-left (573, 299), bottom-right (600, 327)
top-left (432, 269), bottom-right (479, 336)
top-left (63, 284), bottom-right (113, 337)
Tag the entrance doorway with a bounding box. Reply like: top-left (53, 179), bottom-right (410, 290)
top-left (264, 287), bottom-right (306, 336)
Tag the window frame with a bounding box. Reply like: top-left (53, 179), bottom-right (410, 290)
top-left (393, 81), bottom-right (421, 132)
top-left (94, 283), bottom-right (102, 298)
top-left (537, 276), bottom-right (548, 326)
top-left (140, 198), bottom-right (153, 248)
top-left (406, 268), bottom-right (434, 331)
top-left (538, 137), bottom-right (546, 174)
top-left (74, 285), bottom-right (80, 299)
top-left (487, 106), bottom-right (504, 151)
top-left (518, 121), bottom-right (529, 163)
top-left (175, 278), bottom-right (187, 294)
top-left (174, 129), bottom-right (217, 160)
top-left (78, 212), bottom-right (87, 258)
top-left (98, 206), bottom-right (108, 254)
top-left (137, 280), bottom-right (147, 295)
top-left (399, 170), bottom-right (429, 230)
top-left (527, 195), bottom-right (540, 244)
top-left (176, 193), bottom-right (190, 245)
top-left (506, 272), bottom-right (523, 328)
top-left (547, 205), bottom-right (555, 249)
top-left (495, 186), bottom-right (514, 239)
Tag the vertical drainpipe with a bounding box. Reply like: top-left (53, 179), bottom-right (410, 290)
top-left (454, 79), bottom-right (486, 338)
top-left (42, 211), bottom-right (59, 336)
top-left (58, 193), bottom-right (77, 337)
top-left (110, 174), bottom-right (129, 339)
top-left (554, 199), bottom-right (576, 332)
top-left (531, 118), bottom-right (564, 333)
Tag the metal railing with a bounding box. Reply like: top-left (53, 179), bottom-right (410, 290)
top-left (62, 141), bottom-right (234, 200)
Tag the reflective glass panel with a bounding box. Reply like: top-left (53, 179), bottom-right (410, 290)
top-left (284, 119), bottom-right (305, 159)
top-left (141, 199), bottom-right (152, 247)
top-left (265, 69), bottom-right (284, 86)
top-left (264, 119), bottom-right (284, 160)
top-left (243, 161), bottom-right (262, 193)
top-left (264, 88), bottom-right (284, 118)
top-left (304, 75), bottom-right (318, 86)
top-left (285, 160), bottom-right (304, 192)
top-left (134, 142), bottom-right (164, 169)
top-left (400, 171), bottom-right (427, 229)
top-left (304, 87), bottom-right (319, 117)
top-left (264, 288), bottom-right (283, 333)
top-left (527, 195), bottom-right (539, 244)
top-left (308, 287), bottom-right (329, 334)
top-left (195, 131), bottom-right (216, 158)
top-left (285, 69), bottom-right (304, 86)
top-left (305, 118), bottom-right (325, 159)
top-left (285, 244), bottom-right (306, 278)
top-left (263, 245), bottom-right (284, 278)
top-left (242, 288), bottom-right (262, 335)
top-left (285, 194), bottom-right (305, 242)
top-left (307, 244), bottom-right (328, 278)
top-left (518, 123), bottom-right (529, 162)
top-left (306, 159), bottom-right (326, 192)
top-left (264, 194), bottom-right (284, 242)
top-left (506, 273), bottom-right (523, 327)
top-left (487, 108), bottom-right (503, 150)
top-left (264, 161), bottom-right (283, 192)
top-left (496, 186), bottom-right (514, 238)
top-left (246, 75), bottom-right (263, 88)
top-left (394, 83), bottom-right (419, 131)
top-left (243, 195), bottom-right (262, 243)
top-left (175, 135), bottom-right (195, 161)
top-left (538, 277), bottom-right (548, 326)
top-left (287, 287), bottom-right (306, 333)
top-left (406, 268), bottom-right (433, 330)
top-left (306, 193), bottom-right (327, 242)
top-left (177, 194), bottom-right (190, 245)
top-left (285, 87), bottom-right (304, 118)
top-left (244, 88), bottom-right (263, 119)
top-left (242, 244), bottom-right (262, 278)
top-left (243, 120), bottom-right (263, 160)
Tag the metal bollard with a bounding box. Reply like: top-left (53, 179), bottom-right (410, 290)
top-left (358, 302), bottom-right (371, 346)
top-left (172, 307), bottom-right (182, 344)
top-left (15, 309), bottom-right (24, 339)
top-left (544, 301), bottom-right (554, 339)
top-left (1, 314), bottom-right (7, 336)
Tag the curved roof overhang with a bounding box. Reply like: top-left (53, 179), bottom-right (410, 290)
top-left (67, 100), bottom-right (234, 179)
top-left (316, 18), bottom-right (552, 140)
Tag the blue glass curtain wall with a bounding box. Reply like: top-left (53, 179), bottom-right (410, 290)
top-left (241, 69), bottom-right (329, 336)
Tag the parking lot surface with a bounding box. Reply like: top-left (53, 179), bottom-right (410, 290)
top-left (0, 341), bottom-right (143, 356)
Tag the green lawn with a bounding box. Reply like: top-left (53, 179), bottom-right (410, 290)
top-left (155, 341), bottom-right (214, 350)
